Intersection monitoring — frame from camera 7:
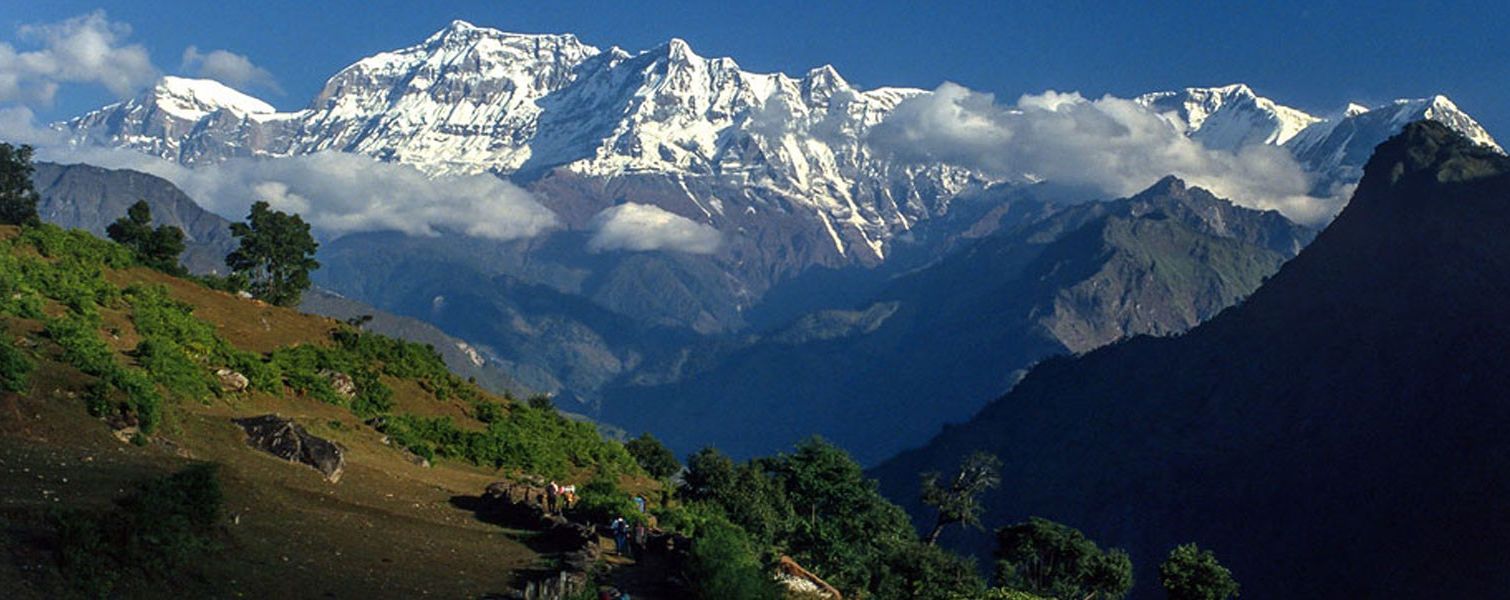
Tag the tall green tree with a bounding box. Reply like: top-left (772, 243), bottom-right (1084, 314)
top-left (681, 446), bottom-right (739, 502)
top-left (994, 517), bottom-right (1133, 600)
top-left (1160, 543), bottom-right (1239, 600)
top-left (107, 200), bottom-right (187, 274)
top-left (921, 451), bottom-right (1002, 545)
top-left (625, 432), bottom-right (682, 479)
top-left (0, 142), bottom-right (40, 226)
top-left (226, 201), bottom-right (319, 306)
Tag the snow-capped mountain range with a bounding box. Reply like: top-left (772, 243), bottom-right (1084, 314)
top-left (58, 20), bottom-right (1500, 266)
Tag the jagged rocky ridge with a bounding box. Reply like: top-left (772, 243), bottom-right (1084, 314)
top-left (871, 121), bottom-right (1510, 597)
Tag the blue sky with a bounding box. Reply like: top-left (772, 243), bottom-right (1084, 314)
top-left (2, 0), bottom-right (1508, 136)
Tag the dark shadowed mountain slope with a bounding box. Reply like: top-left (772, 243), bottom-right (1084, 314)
top-left (605, 179), bottom-right (1311, 464)
top-left (871, 121), bottom-right (1510, 598)
top-left (30, 161), bottom-right (237, 274)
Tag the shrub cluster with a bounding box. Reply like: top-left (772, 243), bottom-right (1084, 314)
top-left (376, 400), bottom-right (639, 479)
top-left (44, 313), bottom-right (164, 431)
top-left (0, 336), bottom-right (32, 392)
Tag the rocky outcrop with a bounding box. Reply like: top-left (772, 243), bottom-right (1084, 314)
top-left (320, 370), bottom-right (357, 398)
top-left (216, 368), bottom-right (249, 393)
top-left (477, 481), bottom-right (601, 599)
top-left (233, 415), bottom-right (345, 482)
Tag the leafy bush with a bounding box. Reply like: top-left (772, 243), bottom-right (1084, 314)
top-left (1160, 543), bottom-right (1239, 600)
top-left (134, 337), bottom-right (217, 402)
top-left (0, 337), bottom-right (32, 392)
top-left (683, 519), bottom-right (782, 600)
top-left (50, 464), bottom-right (223, 596)
top-left (994, 517), bottom-right (1134, 600)
top-left (652, 501), bottom-right (725, 538)
top-left (571, 473), bottom-right (644, 526)
top-left (0, 252), bottom-right (48, 319)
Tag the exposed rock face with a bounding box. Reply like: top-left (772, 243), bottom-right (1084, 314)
top-left (215, 368), bottom-right (249, 393)
top-left (233, 415), bottom-right (346, 482)
top-left (320, 370), bottom-right (357, 398)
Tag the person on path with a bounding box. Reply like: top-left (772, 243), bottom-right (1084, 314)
top-left (633, 494), bottom-right (646, 514)
top-left (546, 480), bottom-right (561, 514)
top-left (610, 516), bottom-right (629, 555)
top-left (633, 521), bottom-right (649, 559)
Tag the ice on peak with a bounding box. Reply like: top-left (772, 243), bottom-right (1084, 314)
top-left (1428, 94), bottom-right (1459, 111)
top-left (663, 37), bottom-right (698, 59)
top-left (1202, 83), bottom-right (1257, 97)
top-left (1344, 102), bottom-right (1372, 117)
top-left (152, 76), bottom-right (275, 118)
top-left (805, 64), bottom-right (847, 87)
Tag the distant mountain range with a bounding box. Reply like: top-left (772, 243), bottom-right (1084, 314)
top-left (45, 20), bottom-right (1504, 461)
top-left (871, 121), bottom-right (1510, 597)
top-left (58, 21), bottom-right (1498, 277)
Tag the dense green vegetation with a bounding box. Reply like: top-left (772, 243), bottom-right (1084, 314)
top-left (994, 517), bottom-right (1134, 600)
top-left (376, 400), bottom-right (639, 478)
top-left (683, 520), bottom-right (783, 600)
top-left (1160, 544), bottom-right (1239, 600)
top-left (50, 463), bottom-right (224, 597)
top-left (669, 439), bottom-right (983, 599)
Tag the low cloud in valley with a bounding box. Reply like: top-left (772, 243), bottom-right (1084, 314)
top-left (587, 203), bottom-right (722, 254)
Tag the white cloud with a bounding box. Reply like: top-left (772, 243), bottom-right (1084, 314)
top-left (180, 46), bottom-right (281, 94)
top-left (869, 83), bottom-right (1346, 224)
top-left (0, 11), bottom-right (158, 105)
top-left (587, 203), bottom-right (722, 254)
top-left (9, 108), bottom-right (557, 241)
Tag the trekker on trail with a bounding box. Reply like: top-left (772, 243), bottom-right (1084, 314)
top-left (546, 480), bottom-right (561, 514)
top-left (610, 516), bottom-right (630, 555)
top-left (632, 521), bottom-right (649, 559)
top-left (633, 494), bottom-right (646, 514)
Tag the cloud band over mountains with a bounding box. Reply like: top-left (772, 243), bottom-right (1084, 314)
top-left (869, 83), bottom-right (1346, 224)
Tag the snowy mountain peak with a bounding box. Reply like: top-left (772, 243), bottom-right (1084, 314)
top-left (663, 37), bottom-right (696, 58)
top-left (1344, 102), bottom-right (1371, 117)
top-left (1136, 83), bottom-right (1321, 150)
top-left (1389, 95), bottom-right (1499, 151)
top-left (152, 76), bottom-right (275, 119)
top-left (804, 65), bottom-right (848, 89)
